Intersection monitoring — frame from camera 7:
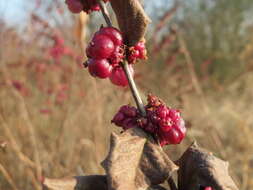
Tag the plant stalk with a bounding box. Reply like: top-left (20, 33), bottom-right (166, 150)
top-left (122, 61), bottom-right (146, 116)
top-left (98, 1), bottom-right (146, 116)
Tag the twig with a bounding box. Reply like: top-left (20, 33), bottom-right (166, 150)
top-left (98, 1), bottom-right (112, 27)
top-left (122, 61), bottom-right (146, 116)
top-left (98, 1), bottom-right (146, 116)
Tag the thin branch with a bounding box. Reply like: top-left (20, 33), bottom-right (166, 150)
top-left (98, 1), bottom-right (146, 116)
top-left (122, 61), bottom-right (146, 116)
top-left (98, 1), bottom-right (112, 27)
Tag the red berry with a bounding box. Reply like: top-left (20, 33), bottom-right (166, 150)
top-left (65, 0), bottom-right (83, 13)
top-left (87, 34), bottom-right (115, 59)
top-left (109, 65), bottom-right (134, 87)
top-left (204, 187), bottom-right (212, 190)
top-left (120, 105), bottom-right (137, 117)
top-left (98, 27), bottom-right (123, 46)
top-left (111, 95), bottom-right (186, 147)
top-left (156, 105), bottom-right (169, 118)
top-left (87, 59), bottom-right (112, 78)
top-left (112, 112), bottom-right (125, 126)
top-left (163, 118), bottom-right (186, 145)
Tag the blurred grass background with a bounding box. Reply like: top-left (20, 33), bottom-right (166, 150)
top-left (0, 0), bottom-right (253, 189)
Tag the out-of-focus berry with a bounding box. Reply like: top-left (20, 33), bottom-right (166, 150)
top-left (65, 0), bottom-right (83, 13)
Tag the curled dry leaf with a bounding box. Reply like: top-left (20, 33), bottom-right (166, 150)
top-left (43, 175), bottom-right (107, 190)
top-left (102, 128), bottom-right (178, 190)
top-left (177, 142), bottom-right (239, 190)
top-left (110, 0), bottom-right (151, 46)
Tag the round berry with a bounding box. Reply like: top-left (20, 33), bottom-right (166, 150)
top-left (87, 34), bottom-right (115, 59)
top-left (109, 65), bottom-right (134, 87)
top-left (164, 128), bottom-right (181, 144)
top-left (65, 0), bottom-right (83, 13)
top-left (87, 59), bottom-right (112, 78)
top-left (112, 112), bottom-right (125, 126)
top-left (204, 187), bottom-right (212, 190)
top-left (98, 27), bottom-right (123, 46)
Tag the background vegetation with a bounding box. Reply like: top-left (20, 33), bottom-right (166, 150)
top-left (0, 0), bottom-right (253, 189)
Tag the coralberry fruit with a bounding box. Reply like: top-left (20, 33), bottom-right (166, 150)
top-left (85, 27), bottom-right (132, 86)
top-left (97, 27), bottom-right (123, 46)
top-left (112, 95), bottom-right (186, 146)
top-left (127, 40), bottom-right (147, 64)
top-left (87, 34), bottom-right (115, 59)
top-left (87, 59), bottom-right (112, 79)
top-left (112, 105), bottom-right (138, 130)
top-left (110, 65), bottom-right (134, 87)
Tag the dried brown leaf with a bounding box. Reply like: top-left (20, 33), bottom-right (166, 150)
top-left (102, 128), bottom-right (178, 190)
top-left (177, 142), bottom-right (239, 190)
top-left (43, 175), bottom-right (107, 190)
top-left (110, 0), bottom-right (151, 46)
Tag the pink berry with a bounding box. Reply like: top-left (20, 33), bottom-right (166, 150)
top-left (87, 59), bottom-right (112, 78)
top-left (109, 65), bottom-right (134, 87)
top-left (65, 0), bottom-right (83, 13)
top-left (98, 27), bottom-right (123, 46)
top-left (204, 187), bottom-right (212, 190)
top-left (87, 34), bottom-right (115, 59)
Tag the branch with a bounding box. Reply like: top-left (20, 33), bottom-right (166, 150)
top-left (98, 1), bottom-right (146, 116)
top-left (98, 1), bottom-right (112, 27)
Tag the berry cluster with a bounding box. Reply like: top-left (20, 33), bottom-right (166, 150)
top-left (65, 0), bottom-right (110, 14)
top-left (84, 27), bottom-right (148, 86)
top-left (112, 95), bottom-right (186, 146)
top-left (127, 41), bottom-right (147, 64)
top-left (85, 27), bottom-right (133, 86)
